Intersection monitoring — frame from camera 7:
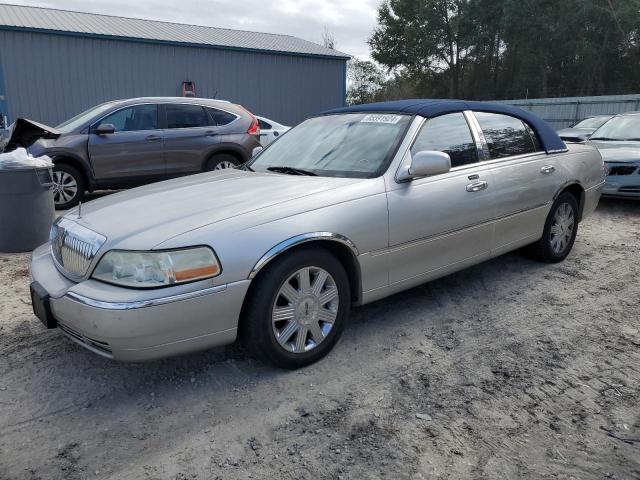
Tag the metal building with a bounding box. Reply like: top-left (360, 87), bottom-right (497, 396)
top-left (0, 4), bottom-right (349, 128)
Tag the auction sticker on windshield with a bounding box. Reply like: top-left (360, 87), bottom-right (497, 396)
top-left (360, 114), bottom-right (403, 124)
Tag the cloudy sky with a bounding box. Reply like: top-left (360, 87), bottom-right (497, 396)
top-left (3, 0), bottom-right (381, 58)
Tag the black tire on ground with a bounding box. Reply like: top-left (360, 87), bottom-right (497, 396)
top-left (205, 153), bottom-right (239, 171)
top-left (241, 247), bottom-right (351, 369)
top-left (526, 192), bottom-right (579, 263)
top-left (52, 163), bottom-right (85, 210)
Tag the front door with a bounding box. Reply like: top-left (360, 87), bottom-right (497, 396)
top-left (88, 104), bottom-right (165, 183)
top-left (387, 112), bottom-right (495, 287)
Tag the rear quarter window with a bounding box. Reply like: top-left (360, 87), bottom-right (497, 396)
top-left (474, 112), bottom-right (540, 159)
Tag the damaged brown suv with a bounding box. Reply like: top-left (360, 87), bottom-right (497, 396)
top-left (21, 97), bottom-right (261, 209)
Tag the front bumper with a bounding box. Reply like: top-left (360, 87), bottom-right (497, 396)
top-left (30, 244), bottom-right (251, 361)
top-left (602, 166), bottom-right (640, 198)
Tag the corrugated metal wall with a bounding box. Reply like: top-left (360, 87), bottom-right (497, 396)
top-left (495, 94), bottom-right (640, 129)
top-left (0, 30), bottom-right (346, 127)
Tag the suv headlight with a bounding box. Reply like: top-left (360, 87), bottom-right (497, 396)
top-left (92, 247), bottom-right (221, 288)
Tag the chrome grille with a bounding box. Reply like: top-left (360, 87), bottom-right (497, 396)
top-left (50, 218), bottom-right (106, 279)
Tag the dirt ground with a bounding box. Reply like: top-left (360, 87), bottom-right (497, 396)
top-left (0, 197), bottom-right (638, 480)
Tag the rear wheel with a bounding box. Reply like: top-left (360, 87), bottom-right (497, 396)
top-left (52, 164), bottom-right (85, 210)
top-left (242, 247), bottom-right (350, 369)
top-left (527, 192), bottom-right (579, 263)
top-left (205, 153), bottom-right (239, 171)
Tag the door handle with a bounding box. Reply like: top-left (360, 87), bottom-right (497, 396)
top-left (466, 180), bottom-right (488, 193)
top-left (541, 165), bottom-right (555, 174)
top-left (204, 130), bottom-right (217, 137)
top-left (146, 135), bottom-right (161, 142)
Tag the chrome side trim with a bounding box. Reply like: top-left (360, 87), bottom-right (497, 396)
top-left (249, 232), bottom-right (359, 279)
top-left (65, 284), bottom-right (227, 310)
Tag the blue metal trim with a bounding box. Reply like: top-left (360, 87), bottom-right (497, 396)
top-left (0, 25), bottom-right (351, 61)
top-left (0, 47), bottom-right (9, 127)
top-left (342, 61), bottom-right (348, 106)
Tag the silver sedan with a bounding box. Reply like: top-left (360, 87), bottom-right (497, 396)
top-left (29, 100), bottom-right (604, 368)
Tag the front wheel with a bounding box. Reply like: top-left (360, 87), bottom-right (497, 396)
top-left (241, 247), bottom-right (351, 369)
top-left (52, 164), bottom-right (85, 210)
top-left (527, 192), bottom-right (579, 263)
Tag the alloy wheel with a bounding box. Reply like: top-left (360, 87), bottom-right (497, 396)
top-left (213, 160), bottom-right (236, 170)
top-left (52, 171), bottom-right (78, 205)
top-left (271, 266), bottom-right (339, 354)
top-left (550, 202), bottom-right (575, 254)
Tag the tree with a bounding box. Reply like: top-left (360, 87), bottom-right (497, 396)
top-left (347, 59), bottom-right (386, 105)
top-left (367, 0), bottom-right (640, 100)
top-left (322, 26), bottom-right (336, 50)
top-left (369, 0), bottom-right (474, 97)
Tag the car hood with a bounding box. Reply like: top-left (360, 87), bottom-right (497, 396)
top-left (2, 118), bottom-right (61, 152)
top-left (69, 169), bottom-right (365, 249)
top-left (599, 148), bottom-right (640, 163)
top-left (590, 142), bottom-right (640, 163)
top-left (556, 127), bottom-right (594, 141)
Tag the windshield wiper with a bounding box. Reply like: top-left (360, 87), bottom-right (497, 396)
top-left (267, 166), bottom-right (317, 176)
top-left (590, 137), bottom-right (620, 141)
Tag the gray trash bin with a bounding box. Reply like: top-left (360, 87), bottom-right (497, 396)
top-left (0, 163), bottom-right (55, 253)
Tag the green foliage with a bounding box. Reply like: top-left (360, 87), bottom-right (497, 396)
top-left (368, 0), bottom-right (640, 100)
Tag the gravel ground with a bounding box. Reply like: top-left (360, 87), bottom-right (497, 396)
top-left (0, 197), bottom-right (638, 480)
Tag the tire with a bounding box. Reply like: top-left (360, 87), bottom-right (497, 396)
top-left (241, 247), bottom-right (351, 369)
top-left (205, 153), bottom-right (239, 171)
top-left (52, 164), bottom-right (85, 210)
top-left (527, 192), bottom-right (579, 263)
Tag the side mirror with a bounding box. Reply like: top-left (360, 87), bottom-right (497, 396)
top-left (397, 150), bottom-right (451, 182)
top-left (93, 123), bottom-right (115, 135)
top-left (252, 146), bottom-right (263, 157)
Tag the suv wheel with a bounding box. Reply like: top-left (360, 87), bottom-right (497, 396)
top-left (52, 164), bottom-right (85, 210)
top-left (206, 154), bottom-right (239, 171)
top-left (242, 247), bottom-right (351, 369)
top-left (527, 192), bottom-right (579, 263)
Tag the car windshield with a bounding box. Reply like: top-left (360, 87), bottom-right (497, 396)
top-left (590, 115), bottom-right (640, 141)
top-left (56, 103), bottom-right (116, 133)
top-left (574, 116), bottom-right (610, 129)
top-left (248, 113), bottom-right (411, 178)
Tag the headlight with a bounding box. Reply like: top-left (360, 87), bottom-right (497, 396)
top-left (92, 247), bottom-right (221, 288)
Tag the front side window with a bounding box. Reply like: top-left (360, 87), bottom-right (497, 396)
top-left (411, 113), bottom-right (478, 168)
top-left (474, 112), bottom-right (538, 159)
top-left (166, 104), bottom-right (208, 129)
top-left (97, 104), bottom-right (158, 132)
top-left (248, 113), bottom-right (411, 178)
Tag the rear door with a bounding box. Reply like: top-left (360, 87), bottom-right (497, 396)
top-left (387, 112), bottom-right (495, 285)
top-left (471, 111), bottom-right (564, 254)
top-left (161, 103), bottom-right (220, 176)
top-left (88, 104), bottom-right (165, 182)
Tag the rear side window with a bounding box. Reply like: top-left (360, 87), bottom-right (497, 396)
top-left (206, 108), bottom-right (237, 126)
top-left (411, 113), bottom-right (478, 168)
top-left (166, 104), bottom-right (209, 129)
top-left (474, 112), bottom-right (538, 159)
top-left (98, 104), bottom-right (157, 132)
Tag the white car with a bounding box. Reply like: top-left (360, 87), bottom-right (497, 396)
top-left (257, 116), bottom-right (290, 147)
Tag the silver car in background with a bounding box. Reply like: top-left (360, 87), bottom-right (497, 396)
top-left (557, 115), bottom-right (613, 143)
top-left (589, 111), bottom-right (640, 198)
top-left (29, 100), bottom-right (604, 369)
